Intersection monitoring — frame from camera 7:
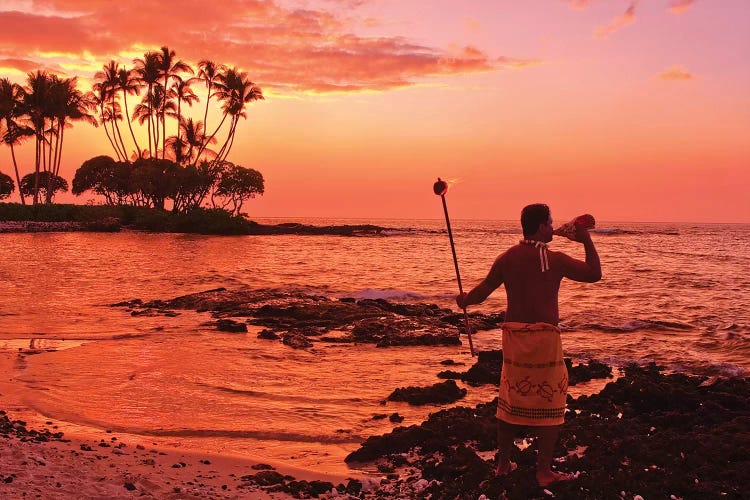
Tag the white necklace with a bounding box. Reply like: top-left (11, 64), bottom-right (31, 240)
top-left (520, 239), bottom-right (550, 272)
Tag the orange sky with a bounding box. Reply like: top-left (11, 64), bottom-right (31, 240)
top-left (1, 0), bottom-right (748, 222)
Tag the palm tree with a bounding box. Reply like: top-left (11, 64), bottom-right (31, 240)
top-left (0, 78), bottom-right (33, 204)
top-left (91, 84), bottom-right (126, 161)
top-left (197, 60), bottom-right (225, 138)
top-left (212, 68), bottom-right (263, 164)
top-left (45, 76), bottom-right (96, 202)
top-left (170, 76), bottom-right (200, 147)
top-left (94, 61), bottom-right (131, 162)
top-left (22, 70), bottom-right (54, 205)
top-left (170, 117), bottom-right (213, 165)
top-left (157, 46), bottom-right (192, 158)
top-left (132, 51), bottom-right (161, 158)
top-left (116, 66), bottom-right (142, 159)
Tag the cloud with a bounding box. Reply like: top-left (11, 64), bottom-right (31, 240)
top-left (0, 58), bottom-right (50, 73)
top-left (668, 0), bottom-right (695, 14)
top-left (567, 0), bottom-right (593, 8)
top-left (0, 0), bottom-right (526, 95)
top-left (659, 65), bottom-right (694, 80)
top-left (594, 1), bottom-right (638, 39)
top-left (667, 0), bottom-right (695, 14)
top-left (464, 17), bottom-right (481, 35)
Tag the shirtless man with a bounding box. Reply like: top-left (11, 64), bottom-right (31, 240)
top-left (457, 203), bottom-right (601, 486)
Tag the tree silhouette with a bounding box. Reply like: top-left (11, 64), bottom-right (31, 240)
top-left (0, 77), bottom-right (33, 204)
top-left (20, 171), bottom-right (68, 202)
top-left (0, 170), bottom-right (14, 199)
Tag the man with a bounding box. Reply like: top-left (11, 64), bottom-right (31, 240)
top-left (456, 203), bottom-right (601, 487)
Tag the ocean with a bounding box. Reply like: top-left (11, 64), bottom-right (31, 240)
top-left (0, 218), bottom-right (748, 476)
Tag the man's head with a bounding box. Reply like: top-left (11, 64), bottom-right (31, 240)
top-left (521, 203), bottom-right (552, 241)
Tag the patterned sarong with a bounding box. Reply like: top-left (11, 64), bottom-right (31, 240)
top-left (497, 322), bottom-right (568, 426)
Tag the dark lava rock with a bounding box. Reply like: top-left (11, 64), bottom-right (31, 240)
top-left (240, 470), bottom-right (288, 486)
top-left (440, 311), bottom-right (505, 333)
top-left (0, 412), bottom-right (66, 444)
top-left (216, 319), bottom-right (248, 333)
top-left (114, 287), bottom-right (471, 348)
top-left (437, 350), bottom-right (613, 388)
top-left (388, 380), bottom-right (467, 406)
top-left (348, 363), bottom-right (750, 500)
top-left (282, 332), bottom-right (313, 349)
top-left (389, 413), bottom-right (404, 423)
top-left (274, 479), bottom-right (334, 498)
top-left (423, 445), bottom-right (492, 498)
top-left (257, 329), bottom-right (280, 340)
top-left (346, 401), bottom-right (497, 463)
top-left (438, 349), bottom-right (503, 386)
top-left (567, 358), bottom-right (614, 385)
top-left (251, 222), bottom-right (387, 236)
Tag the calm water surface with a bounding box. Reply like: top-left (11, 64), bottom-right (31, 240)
top-left (0, 219), bottom-right (748, 474)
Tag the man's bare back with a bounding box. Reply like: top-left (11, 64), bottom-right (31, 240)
top-left (457, 213), bottom-right (601, 324)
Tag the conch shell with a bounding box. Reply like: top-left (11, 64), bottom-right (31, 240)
top-left (553, 214), bottom-right (595, 240)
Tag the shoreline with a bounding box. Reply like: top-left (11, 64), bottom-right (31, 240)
top-left (0, 219), bottom-right (390, 236)
top-left (0, 350), bottom-right (369, 499)
top-left (2, 349), bottom-right (748, 498)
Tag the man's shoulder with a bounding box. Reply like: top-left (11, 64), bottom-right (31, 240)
top-left (499, 244), bottom-right (523, 259)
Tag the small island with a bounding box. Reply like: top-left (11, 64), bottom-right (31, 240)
top-left (0, 202), bottom-right (389, 236)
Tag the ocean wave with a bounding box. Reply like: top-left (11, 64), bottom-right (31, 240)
top-left (345, 288), bottom-right (430, 302)
top-left (208, 384), bottom-right (367, 405)
top-left (567, 318), bottom-right (694, 333)
top-left (132, 428), bottom-right (366, 444)
top-left (591, 227), bottom-right (680, 236)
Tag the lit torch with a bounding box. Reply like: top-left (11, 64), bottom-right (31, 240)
top-left (433, 178), bottom-right (475, 357)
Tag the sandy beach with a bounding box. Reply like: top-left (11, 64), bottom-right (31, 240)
top-left (0, 352), bottom-right (369, 499)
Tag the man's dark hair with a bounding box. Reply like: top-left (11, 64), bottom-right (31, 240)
top-left (521, 203), bottom-right (550, 237)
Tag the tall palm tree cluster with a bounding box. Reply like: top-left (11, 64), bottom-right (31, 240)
top-left (0, 46), bottom-right (265, 213)
top-left (93, 46), bottom-right (263, 167)
top-left (0, 73), bottom-right (95, 204)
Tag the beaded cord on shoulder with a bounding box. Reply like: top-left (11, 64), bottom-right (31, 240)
top-left (520, 239), bottom-right (549, 272)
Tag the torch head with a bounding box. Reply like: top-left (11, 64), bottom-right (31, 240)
top-left (433, 178), bottom-right (448, 196)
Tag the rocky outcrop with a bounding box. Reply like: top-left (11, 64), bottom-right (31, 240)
top-left (387, 380), bottom-right (467, 406)
top-left (112, 287), bottom-right (508, 349)
top-left (346, 363), bottom-right (749, 499)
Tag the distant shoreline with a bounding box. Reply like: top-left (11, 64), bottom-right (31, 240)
top-left (0, 203), bottom-right (389, 236)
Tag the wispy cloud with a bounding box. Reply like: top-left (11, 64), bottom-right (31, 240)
top-left (594, 1), bottom-right (638, 39)
top-left (668, 0), bottom-right (696, 14)
top-left (659, 65), bottom-right (694, 80)
top-left (464, 17), bottom-right (481, 35)
top-left (0, 0), bottom-right (529, 94)
top-left (567, 0), bottom-right (593, 9)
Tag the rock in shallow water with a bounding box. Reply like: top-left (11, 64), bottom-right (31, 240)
top-left (388, 380), bottom-right (467, 406)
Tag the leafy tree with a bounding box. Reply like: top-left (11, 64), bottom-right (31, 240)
top-left (72, 155), bottom-right (135, 205)
top-left (20, 171), bottom-right (68, 202)
top-left (214, 163), bottom-right (264, 216)
top-left (0, 171), bottom-right (14, 199)
top-left (171, 161), bottom-right (220, 213)
top-left (130, 157), bottom-right (181, 210)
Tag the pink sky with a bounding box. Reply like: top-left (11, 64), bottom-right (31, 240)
top-left (1, 0), bottom-right (748, 222)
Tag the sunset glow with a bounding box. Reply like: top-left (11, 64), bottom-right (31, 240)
top-left (1, 0), bottom-right (748, 222)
